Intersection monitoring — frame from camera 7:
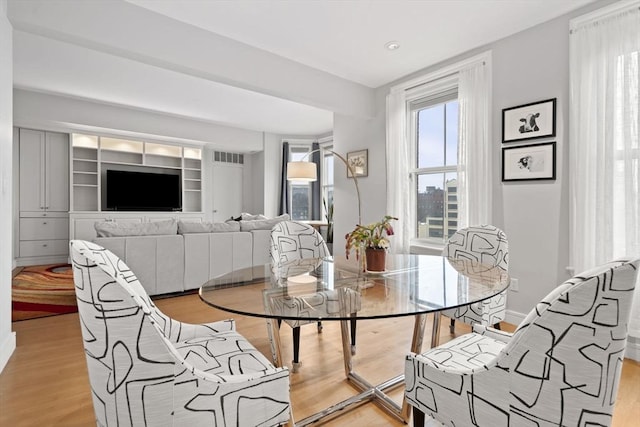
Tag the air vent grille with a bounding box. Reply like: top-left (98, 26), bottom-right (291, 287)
top-left (214, 151), bottom-right (244, 164)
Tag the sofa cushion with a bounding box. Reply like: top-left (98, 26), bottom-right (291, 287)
top-left (178, 220), bottom-right (240, 234)
top-left (240, 214), bottom-right (290, 231)
top-left (95, 219), bottom-right (177, 237)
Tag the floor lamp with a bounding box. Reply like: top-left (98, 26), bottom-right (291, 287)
top-left (286, 149), bottom-right (362, 226)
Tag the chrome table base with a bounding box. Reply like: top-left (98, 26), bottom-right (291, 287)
top-left (267, 312), bottom-right (441, 426)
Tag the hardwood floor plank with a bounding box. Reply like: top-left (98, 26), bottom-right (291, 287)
top-left (1, 293), bottom-right (638, 426)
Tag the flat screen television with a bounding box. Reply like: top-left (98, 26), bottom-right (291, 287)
top-left (106, 170), bottom-right (181, 211)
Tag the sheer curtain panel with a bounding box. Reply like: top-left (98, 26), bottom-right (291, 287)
top-left (386, 89), bottom-right (410, 254)
top-left (569, 2), bottom-right (640, 344)
top-left (457, 61), bottom-right (492, 227)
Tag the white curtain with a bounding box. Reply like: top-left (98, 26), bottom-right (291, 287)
top-left (457, 62), bottom-right (492, 227)
top-left (569, 5), bottom-right (640, 338)
top-left (386, 89), bottom-right (410, 253)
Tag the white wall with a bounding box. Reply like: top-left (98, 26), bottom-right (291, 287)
top-left (0, 0), bottom-right (16, 373)
top-left (14, 89), bottom-right (265, 153)
top-left (332, 109), bottom-right (387, 256)
top-left (334, 0), bottom-right (617, 321)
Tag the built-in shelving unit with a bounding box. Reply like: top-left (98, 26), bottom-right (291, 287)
top-left (71, 134), bottom-right (202, 213)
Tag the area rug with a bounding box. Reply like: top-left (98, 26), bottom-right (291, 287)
top-left (12, 264), bottom-right (78, 321)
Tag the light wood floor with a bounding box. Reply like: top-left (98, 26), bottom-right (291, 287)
top-left (1, 293), bottom-right (638, 426)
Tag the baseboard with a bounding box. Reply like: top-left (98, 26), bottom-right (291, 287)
top-left (625, 339), bottom-right (639, 361)
top-left (0, 331), bottom-right (16, 374)
top-left (504, 309), bottom-right (527, 327)
top-left (15, 256), bottom-right (69, 267)
top-left (11, 266), bottom-right (23, 278)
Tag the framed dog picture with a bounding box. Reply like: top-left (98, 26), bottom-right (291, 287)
top-left (502, 142), bottom-right (556, 182)
top-left (502, 98), bottom-right (556, 143)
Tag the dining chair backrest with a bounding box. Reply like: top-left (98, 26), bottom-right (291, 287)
top-left (443, 225), bottom-right (508, 271)
top-left (70, 239), bottom-right (290, 427)
top-left (270, 221), bottom-right (330, 264)
top-left (499, 258), bottom-right (638, 424)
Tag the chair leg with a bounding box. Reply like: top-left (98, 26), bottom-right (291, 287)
top-left (350, 315), bottom-right (357, 355)
top-left (413, 407), bottom-right (425, 427)
top-left (493, 322), bottom-right (501, 330)
top-left (449, 318), bottom-right (456, 334)
top-left (292, 327), bottom-right (301, 372)
top-left (317, 321), bottom-right (323, 333)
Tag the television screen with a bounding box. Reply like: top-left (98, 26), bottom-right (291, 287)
top-left (106, 170), bottom-right (181, 211)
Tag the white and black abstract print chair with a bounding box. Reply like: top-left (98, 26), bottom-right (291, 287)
top-left (70, 240), bottom-right (291, 427)
top-left (270, 221), bottom-right (359, 370)
top-left (441, 225), bottom-right (509, 336)
top-left (405, 258), bottom-right (639, 427)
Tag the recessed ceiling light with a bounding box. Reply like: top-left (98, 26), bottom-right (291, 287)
top-left (385, 41), bottom-right (400, 51)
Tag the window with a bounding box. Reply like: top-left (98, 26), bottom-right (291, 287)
top-left (288, 145), bottom-right (312, 220)
top-left (321, 146), bottom-right (334, 221)
top-left (410, 91), bottom-right (459, 243)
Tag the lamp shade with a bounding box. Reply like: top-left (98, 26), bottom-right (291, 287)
top-left (287, 161), bottom-right (317, 181)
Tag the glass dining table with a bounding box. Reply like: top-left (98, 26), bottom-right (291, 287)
top-left (199, 254), bottom-right (510, 426)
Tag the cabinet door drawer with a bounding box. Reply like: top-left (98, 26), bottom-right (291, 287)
top-left (20, 218), bottom-right (69, 240)
top-left (20, 240), bottom-right (69, 257)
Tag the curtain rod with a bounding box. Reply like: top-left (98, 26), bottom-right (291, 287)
top-left (389, 51), bottom-right (490, 94)
top-left (404, 62), bottom-right (486, 93)
top-left (570, 0), bottom-right (639, 31)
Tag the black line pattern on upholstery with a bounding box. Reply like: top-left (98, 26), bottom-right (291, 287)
top-left (405, 258), bottom-right (639, 427)
top-left (441, 225), bottom-right (509, 326)
top-left (70, 240), bottom-right (290, 427)
top-left (270, 221), bottom-right (330, 263)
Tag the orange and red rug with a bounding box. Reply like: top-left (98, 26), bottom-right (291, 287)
top-left (12, 264), bottom-right (77, 321)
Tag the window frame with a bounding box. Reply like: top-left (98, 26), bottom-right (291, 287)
top-left (406, 76), bottom-right (460, 249)
top-left (319, 141), bottom-right (334, 222)
top-left (287, 142), bottom-right (314, 221)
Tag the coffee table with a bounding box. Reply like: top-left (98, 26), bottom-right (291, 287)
top-left (200, 254), bottom-right (509, 426)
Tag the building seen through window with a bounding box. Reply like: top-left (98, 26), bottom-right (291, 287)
top-left (412, 95), bottom-right (459, 242)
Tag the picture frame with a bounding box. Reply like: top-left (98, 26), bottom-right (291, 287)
top-left (502, 98), bottom-right (556, 143)
top-left (346, 149), bottom-right (368, 178)
top-left (502, 142), bottom-right (556, 182)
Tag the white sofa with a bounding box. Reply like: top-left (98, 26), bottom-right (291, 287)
top-left (93, 217), bottom-right (281, 296)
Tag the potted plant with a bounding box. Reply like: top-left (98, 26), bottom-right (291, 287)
top-left (345, 215), bottom-right (397, 272)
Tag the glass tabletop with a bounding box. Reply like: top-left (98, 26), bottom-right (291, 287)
top-left (199, 254), bottom-right (510, 321)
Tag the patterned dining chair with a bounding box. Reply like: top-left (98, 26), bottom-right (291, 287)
top-left (270, 221), bottom-right (358, 371)
top-left (441, 225), bottom-right (509, 337)
top-left (405, 257), bottom-right (639, 427)
top-left (70, 240), bottom-right (291, 427)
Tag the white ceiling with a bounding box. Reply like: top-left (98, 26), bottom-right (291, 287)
top-left (11, 0), bottom-right (595, 138)
top-left (127, 0), bottom-right (594, 88)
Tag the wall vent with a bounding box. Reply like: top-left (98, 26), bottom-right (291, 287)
top-left (214, 151), bottom-right (244, 164)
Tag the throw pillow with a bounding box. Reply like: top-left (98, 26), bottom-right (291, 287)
top-left (241, 212), bottom-right (269, 221)
top-left (94, 219), bottom-right (178, 237)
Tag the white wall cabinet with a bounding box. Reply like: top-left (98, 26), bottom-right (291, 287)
top-left (19, 129), bottom-right (69, 213)
top-left (17, 128), bottom-right (70, 265)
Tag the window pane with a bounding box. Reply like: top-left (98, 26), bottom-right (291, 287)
top-left (416, 172), bottom-right (458, 241)
top-left (291, 185), bottom-right (309, 220)
top-left (417, 104), bottom-right (445, 168)
top-left (446, 101), bottom-right (459, 166)
top-left (324, 154), bottom-right (334, 186)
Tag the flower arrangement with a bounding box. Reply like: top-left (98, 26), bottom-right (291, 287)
top-left (345, 215), bottom-right (397, 260)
